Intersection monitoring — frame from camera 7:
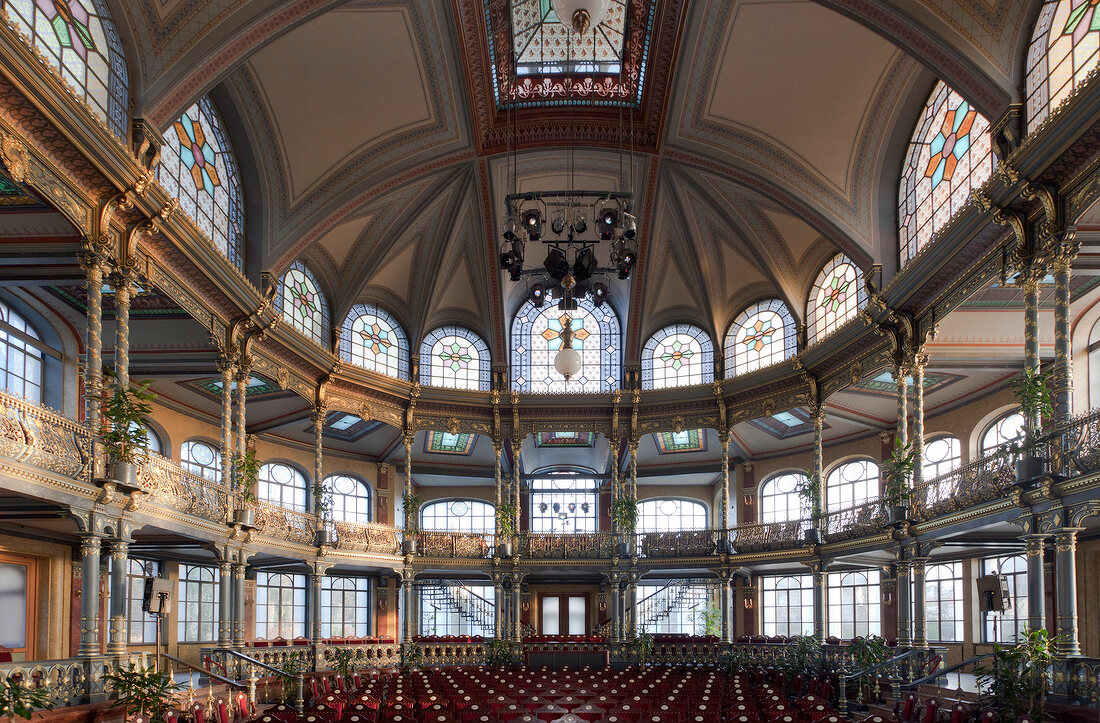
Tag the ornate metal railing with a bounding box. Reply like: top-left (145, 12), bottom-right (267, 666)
top-left (521, 532), bottom-right (614, 559)
top-left (334, 521), bottom-right (402, 555)
top-left (0, 657), bottom-right (103, 707)
top-left (1049, 407), bottom-right (1100, 477)
top-left (822, 500), bottom-right (886, 541)
top-left (416, 531), bottom-right (494, 558)
top-left (640, 529), bottom-right (719, 557)
top-left (0, 392), bottom-right (90, 481)
top-left (729, 520), bottom-right (807, 552)
top-left (418, 641), bottom-right (488, 666)
top-left (912, 446), bottom-right (1015, 520)
top-left (254, 502), bottom-right (317, 546)
top-left (136, 454), bottom-right (232, 524)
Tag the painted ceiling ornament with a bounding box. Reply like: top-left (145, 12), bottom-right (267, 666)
top-left (923, 101), bottom-right (977, 189)
top-left (173, 112), bottom-right (222, 197)
top-left (41, 0), bottom-right (97, 58)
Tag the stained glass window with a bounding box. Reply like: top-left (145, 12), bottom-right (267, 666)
top-left (1026, 0), bottom-right (1100, 133)
top-left (807, 254), bottom-right (866, 345)
top-left (762, 575), bottom-right (814, 637)
top-left (420, 326), bottom-right (490, 391)
top-left (339, 303), bottom-right (409, 380)
top-left (825, 458), bottom-right (879, 512)
top-left (760, 472), bottom-right (809, 524)
top-left (4, 0), bottom-right (128, 137)
top-left (899, 82), bottom-right (994, 264)
top-left (258, 462), bottom-right (308, 511)
top-left (277, 262), bottom-right (328, 347)
top-left (641, 324), bottom-right (714, 389)
top-left (159, 96), bottom-right (244, 268)
top-left (637, 498), bottom-right (708, 532)
top-left (726, 299), bottom-right (797, 377)
top-left (181, 440), bottom-right (221, 483)
top-left (325, 474), bottom-right (371, 523)
top-left (511, 295), bottom-right (621, 394)
top-left (981, 411), bottom-right (1025, 453)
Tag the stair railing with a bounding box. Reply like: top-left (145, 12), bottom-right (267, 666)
top-left (837, 648), bottom-right (934, 718)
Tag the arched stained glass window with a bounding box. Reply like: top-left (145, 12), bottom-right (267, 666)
top-left (641, 324), bottom-right (714, 389)
top-left (760, 471), bottom-right (809, 523)
top-left (420, 326), bottom-right (490, 391)
top-left (339, 304), bottom-right (409, 380)
top-left (259, 462), bottom-right (308, 511)
top-left (1026, 0), bottom-right (1100, 133)
top-left (277, 262), bottom-right (328, 347)
top-left (421, 499), bottom-right (495, 533)
top-left (0, 300), bottom-right (43, 402)
top-left (726, 299), bottom-right (797, 377)
top-left (807, 254), bottom-right (866, 345)
top-left (325, 474), bottom-right (372, 523)
top-left (981, 411), bottom-right (1025, 453)
top-left (159, 96), bottom-right (244, 268)
top-left (899, 82), bottom-right (994, 264)
top-left (4, 0), bottom-right (128, 137)
top-left (511, 295), bottom-right (621, 394)
top-left (637, 498), bottom-right (708, 532)
top-left (825, 458), bottom-right (879, 512)
top-left (181, 440), bottom-right (221, 482)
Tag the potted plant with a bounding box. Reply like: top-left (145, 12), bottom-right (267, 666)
top-left (845, 635), bottom-right (887, 708)
top-left (629, 632), bottom-right (655, 665)
top-left (99, 368), bottom-right (156, 491)
top-left (882, 439), bottom-right (917, 524)
top-left (798, 469), bottom-right (824, 544)
top-left (485, 637), bottom-right (513, 667)
top-left (717, 646), bottom-right (750, 676)
top-left (102, 663), bottom-right (182, 722)
top-left (399, 640), bottom-right (423, 671)
top-left (975, 628), bottom-right (1057, 721)
top-left (496, 501), bottom-right (517, 557)
top-left (779, 635), bottom-right (825, 693)
top-left (1010, 368), bottom-right (1053, 485)
top-left (277, 652), bottom-right (306, 702)
top-left (610, 494), bottom-right (638, 557)
top-left (0, 675), bottom-right (53, 723)
top-left (313, 480), bottom-right (336, 546)
top-left (696, 605), bottom-right (722, 639)
top-left (230, 450), bottom-right (260, 527)
top-left (332, 647), bottom-right (356, 684)
top-left (402, 492), bottom-right (423, 555)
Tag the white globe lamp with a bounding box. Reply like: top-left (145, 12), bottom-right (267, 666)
top-left (551, 0), bottom-right (611, 33)
top-left (554, 347), bottom-right (583, 381)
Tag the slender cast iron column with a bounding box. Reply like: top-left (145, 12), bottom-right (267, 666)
top-left (493, 578), bottom-right (504, 638)
top-left (1054, 249), bottom-right (1074, 427)
top-left (218, 558), bottom-right (233, 648)
top-left (78, 533), bottom-right (102, 657)
top-left (218, 356), bottom-right (236, 489)
top-left (896, 362), bottom-right (908, 448)
top-left (235, 363), bottom-right (250, 467)
top-left (1054, 528), bottom-right (1083, 656)
top-left (896, 559), bottom-right (911, 647)
top-left (911, 355), bottom-right (926, 489)
top-left (80, 253), bottom-right (105, 478)
top-left (309, 571), bottom-right (324, 645)
top-left (110, 270), bottom-right (132, 387)
top-left (812, 405), bottom-right (825, 531)
top-left (493, 440), bottom-right (503, 537)
top-left (1022, 534), bottom-right (1048, 633)
top-left (911, 558), bottom-right (928, 649)
top-left (719, 574), bottom-right (732, 643)
top-left (803, 560), bottom-right (826, 644)
top-left (1023, 274), bottom-right (1041, 431)
top-left (512, 574), bottom-right (522, 642)
top-left (232, 563), bottom-right (246, 646)
top-left (106, 536), bottom-right (129, 657)
top-left (720, 433), bottom-right (730, 532)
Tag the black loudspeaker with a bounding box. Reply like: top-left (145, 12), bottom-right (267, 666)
top-left (142, 577), bottom-right (174, 615)
top-left (976, 574), bottom-right (1011, 612)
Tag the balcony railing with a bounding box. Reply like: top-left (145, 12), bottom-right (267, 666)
top-left (334, 521), bottom-right (402, 555)
top-left (912, 445), bottom-right (1015, 520)
top-left (137, 454), bottom-right (232, 524)
top-left (416, 531), bottom-right (495, 558)
top-left (522, 532), bottom-right (614, 559)
top-left (254, 501), bottom-right (317, 546)
top-left (0, 393), bottom-right (90, 481)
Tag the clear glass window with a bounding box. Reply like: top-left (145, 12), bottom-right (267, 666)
top-left (180, 440), bottom-right (221, 483)
top-left (259, 462), bottom-right (308, 511)
top-left (825, 459), bottom-right (880, 512)
top-left (326, 474), bottom-right (372, 523)
top-left (827, 569), bottom-right (881, 640)
top-left (637, 498), bottom-right (708, 532)
top-left (420, 499), bottom-right (495, 533)
top-left (760, 472), bottom-right (809, 523)
top-left (530, 476), bottom-right (598, 533)
top-left (321, 576), bottom-right (371, 638)
top-left (762, 575), bottom-right (814, 637)
top-left (981, 412), bottom-right (1025, 453)
top-left (924, 562), bottom-right (963, 642)
top-left (0, 301), bottom-right (44, 403)
top-left (177, 564), bottom-right (219, 643)
top-left (256, 572), bottom-right (306, 639)
top-left (981, 555), bottom-right (1028, 643)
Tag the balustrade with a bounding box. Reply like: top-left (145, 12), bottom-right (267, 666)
top-left (522, 532), bottom-right (614, 559)
top-left (416, 531), bottom-right (495, 558)
top-left (0, 393), bottom-right (90, 481)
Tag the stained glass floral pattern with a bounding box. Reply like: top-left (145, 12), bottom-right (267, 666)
top-left (158, 96), bottom-right (244, 268)
top-left (276, 262), bottom-right (328, 347)
top-left (899, 82), bottom-right (994, 263)
top-left (511, 295), bottom-right (620, 394)
top-left (807, 254), bottom-right (865, 345)
top-left (641, 324), bottom-right (714, 389)
top-left (340, 303), bottom-right (409, 380)
top-left (420, 326), bottom-right (490, 391)
top-left (4, 0), bottom-right (128, 137)
top-left (1027, 0), bottom-right (1100, 132)
top-left (725, 299), bottom-right (796, 377)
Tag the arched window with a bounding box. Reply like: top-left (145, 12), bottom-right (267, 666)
top-left (826, 569), bottom-right (881, 639)
top-left (530, 475), bottom-right (599, 532)
top-left (637, 498), bottom-right (708, 532)
top-left (807, 254), bottom-right (866, 345)
top-left (762, 575), bottom-right (814, 637)
top-left (641, 324), bottom-right (714, 389)
top-left (259, 462), bottom-right (308, 511)
top-left (981, 411), bottom-right (1025, 453)
top-left (0, 300), bottom-right (43, 402)
top-left (725, 299), bottom-right (797, 377)
top-left (420, 326), bottom-right (490, 391)
top-left (420, 499), bottom-right (495, 533)
top-left (760, 471), bottom-right (809, 523)
top-left (899, 82), bottom-right (994, 264)
top-left (339, 304), bottom-right (409, 380)
top-left (925, 562), bottom-right (963, 642)
top-left (4, 0), bottom-right (128, 137)
top-left (159, 96), bottom-right (244, 268)
top-left (922, 435), bottom-right (961, 480)
top-left (511, 295), bottom-right (621, 394)
top-left (180, 440), bottom-right (221, 482)
top-left (277, 262), bottom-right (328, 347)
top-left (1090, 318), bottom-right (1100, 408)
top-left (129, 422), bottom-right (162, 457)
top-left (825, 459), bottom-right (879, 512)
top-left (325, 474), bottom-right (372, 523)
top-left (177, 564), bottom-right (219, 643)
top-left (1026, 0), bottom-right (1100, 133)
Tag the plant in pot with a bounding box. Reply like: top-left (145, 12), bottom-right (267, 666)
top-left (230, 450), bottom-right (260, 527)
top-left (485, 637), bottom-right (513, 667)
top-left (717, 646), bottom-right (750, 677)
top-left (844, 635), bottom-right (887, 707)
top-left (102, 663), bottom-right (183, 721)
top-left (99, 368), bottom-right (156, 492)
top-left (882, 439), bottom-right (917, 524)
top-left (402, 492), bottom-right (423, 555)
top-left (780, 636), bottom-right (825, 693)
top-left (610, 494), bottom-right (638, 557)
top-left (399, 640), bottom-right (423, 671)
top-left (332, 647), bottom-right (356, 684)
top-left (496, 501), bottom-right (517, 557)
top-left (277, 652), bottom-right (306, 702)
top-left (975, 627), bottom-right (1057, 721)
top-left (797, 469), bottom-right (824, 544)
top-left (696, 605), bottom-right (722, 639)
top-left (629, 631), bottom-right (655, 665)
top-left (313, 480), bottom-right (336, 546)
top-left (0, 675), bottom-right (53, 723)
top-left (1009, 368), bottom-right (1053, 485)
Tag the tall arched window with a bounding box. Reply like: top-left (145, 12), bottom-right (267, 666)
top-left (760, 471), bottom-right (809, 523)
top-left (159, 96), bottom-right (244, 268)
top-left (725, 299), bottom-right (797, 377)
top-left (899, 82), bottom-right (994, 264)
top-left (1026, 0), bottom-right (1100, 133)
top-left (922, 435), bottom-right (961, 480)
top-left (420, 326), bottom-right (490, 391)
top-left (825, 459), bottom-right (879, 512)
top-left (129, 422), bottom-right (162, 457)
top-left (259, 462), bottom-right (308, 511)
top-left (1089, 318), bottom-right (1100, 408)
top-left (637, 498), bottom-right (708, 532)
top-left (420, 499), bottom-right (495, 533)
top-left (511, 295), bottom-right (621, 394)
top-left (925, 562), bottom-right (963, 642)
top-left (981, 411), bottom-right (1024, 453)
top-left (4, 0), bottom-right (128, 137)
top-left (0, 300), bottom-right (43, 402)
top-left (339, 304), bottom-right (409, 380)
top-left (641, 324), bottom-right (714, 389)
top-left (180, 440), bottom-right (221, 482)
top-left (807, 254), bottom-right (866, 345)
top-left (277, 262), bottom-right (328, 347)
top-left (325, 474), bottom-right (372, 523)
top-left (177, 564), bottom-right (219, 643)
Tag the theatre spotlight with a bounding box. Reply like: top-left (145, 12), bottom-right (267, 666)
top-left (597, 208), bottom-right (619, 240)
top-left (522, 209), bottom-right (543, 240)
top-left (573, 247), bottom-right (597, 282)
top-left (543, 247), bottom-right (570, 280)
top-left (592, 282), bottom-right (608, 307)
top-left (622, 212), bottom-right (637, 240)
top-left (551, 215), bottom-right (566, 235)
top-left (530, 283), bottom-right (546, 308)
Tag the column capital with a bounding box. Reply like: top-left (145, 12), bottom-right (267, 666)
top-left (379, 462), bottom-right (391, 475)
top-left (1021, 533), bottom-right (1049, 556)
top-left (801, 558), bottom-right (828, 576)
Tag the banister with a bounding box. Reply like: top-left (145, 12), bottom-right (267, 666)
top-left (899, 652), bottom-right (991, 691)
top-left (161, 653), bottom-right (244, 690)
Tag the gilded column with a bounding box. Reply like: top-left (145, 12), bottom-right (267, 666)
top-left (896, 559), bottom-right (911, 647)
top-left (232, 562), bottom-right (246, 646)
top-left (109, 270), bottom-right (133, 388)
top-left (512, 438), bottom-right (522, 534)
top-left (1023, 274), bottom-right (1041, 432)
top-left (235, 362), bottom-right (251, 466)
top-left (1054, 528), bottom-right (1083, 657)
top-left (401, 570), bottom-right (416, 642)
top-left (812, 405), bottom-right (825, 530)
top-left (720, 433), bottom-right (730, 532)
top-left (493, 577), bottom-right (504, 639)
top-left (911, 355), bottom-right (926, 489)
top-left (1053, 248), bottom-right (1075, 425)
top-left (895, 362), bottom-right (908, 448)
top-left (309, 570), bottom-right (324, 645)
top-left (511, 573), bottom-right (523, 642)
top-left (609, 573), bottom-right (621, 642)
top-left (78, 533), bottom-right (102, 657)
top-left (217, 558), bottom-right (233, 648)
top-left (403, 434), bottom-right (415, 533)
top-left (218, 355), bottom-right (236, 488)
top-left (628, 439), bottom-right (639, 499)
top-left (911, 557), bottom-right (928, 649)
top-left (313, 407), bottom-right (326, 539)
top-left (626, 573), bottom-right (639, 638)
top-left (80, 253), bottom-right (105, 477)
top-left (493, 440), bottom-right (503, 536)
top-left (803, 560), bottom-right (826, 644)
top-left (106, 535), bottom-right (129, 657)
top-left (719, 573), bottom-right (732, 643)
top-left (1022, 534), bottom-right (1048, 633)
